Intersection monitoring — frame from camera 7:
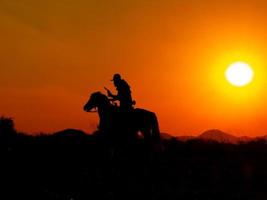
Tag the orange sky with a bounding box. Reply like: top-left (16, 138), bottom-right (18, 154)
top-left (1, 0), bottom-right (267, 136)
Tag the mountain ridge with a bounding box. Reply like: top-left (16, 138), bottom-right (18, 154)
top-left (165, 129), bottom-right (267, 144)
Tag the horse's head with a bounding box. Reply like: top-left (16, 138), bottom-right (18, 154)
top-left (83, 92), bottom-right (110, 112)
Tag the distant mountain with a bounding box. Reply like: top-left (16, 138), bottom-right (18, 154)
top-left (198, 129), bottom-right (239, 144)
top-left (176, 136), bottom-right (195, 142)
top-left (262, 135), bottom-right (267, 140)
top-left (162, 130), bottom-right (246, 143)
top-left (255, 135), bottom-right (267, 142)
top-left (52, 129), bottom-right (264, 144)
top-left (238, 136), bottom-right (253, 143)
top-left (164, 130), bottom-right (267, 144)
top-left (53, 129), bottom-right (87, 138)
top-left (161, 132), bottom-right (175, 140)
top-left (161, 133), bottom-right (195, 141)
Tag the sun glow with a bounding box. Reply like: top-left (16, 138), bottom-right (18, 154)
top-left (225, 62), bottom-right (254, 87)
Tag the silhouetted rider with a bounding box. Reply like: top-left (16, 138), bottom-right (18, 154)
top-left (105, 74), bottom-right (134, 112)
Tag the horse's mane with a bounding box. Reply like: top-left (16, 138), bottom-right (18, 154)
top-left (91, 91), bottom-right (106, 98)
top-left (91, 91), bottom-right (112, 107)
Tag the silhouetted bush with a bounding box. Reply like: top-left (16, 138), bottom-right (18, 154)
top-left (0, 116), bottom-right (17, 144)
top-left (0, 116), bottom-right (15, 133)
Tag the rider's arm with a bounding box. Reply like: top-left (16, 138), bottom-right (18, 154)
top-left (104, 87), bottom-right (119, 101)
top-left (105, 87), bottom-right (117, 98)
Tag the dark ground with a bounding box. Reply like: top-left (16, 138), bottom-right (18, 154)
top-left (1, 126), bottom-right (267, 200)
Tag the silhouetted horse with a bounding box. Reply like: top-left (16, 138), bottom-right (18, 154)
top-left (83, 92), bottom-right (160, 143)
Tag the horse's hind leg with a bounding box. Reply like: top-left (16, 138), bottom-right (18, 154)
top-left (150, 112), bottom-right (160, 141)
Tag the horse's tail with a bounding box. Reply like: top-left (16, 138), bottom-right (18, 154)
top-left (149, 112), bottom-right (165, 153)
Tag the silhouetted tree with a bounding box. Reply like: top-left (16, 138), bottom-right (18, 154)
top-left (0, 116), bottom-right (16, 142)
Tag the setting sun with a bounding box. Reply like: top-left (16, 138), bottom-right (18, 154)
top-left (225, 62), bottom-right (254, 87)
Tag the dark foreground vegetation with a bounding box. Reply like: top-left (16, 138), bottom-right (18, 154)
top-left (1, 117), bottom-right (267, 200)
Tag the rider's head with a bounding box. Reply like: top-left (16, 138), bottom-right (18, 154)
top-left (111, 73), bottom-right (121, 86)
